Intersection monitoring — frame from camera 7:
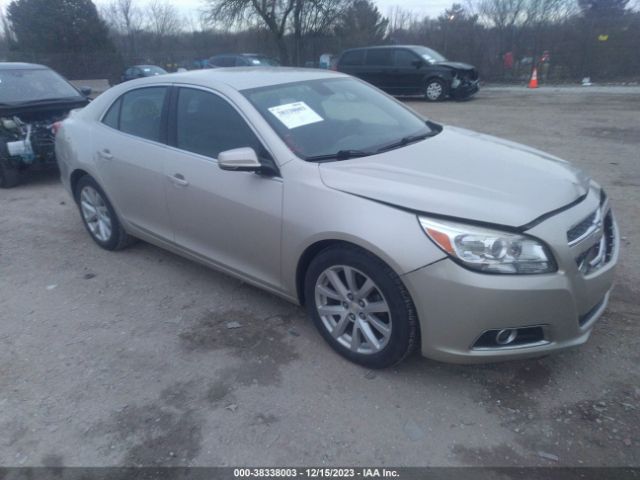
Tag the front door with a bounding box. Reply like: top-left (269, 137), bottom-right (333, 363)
top-left (163, 87), bottom-right (283, 289)
top-left (392, 48), bottom-right (426, 95)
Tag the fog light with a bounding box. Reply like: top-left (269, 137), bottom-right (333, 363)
top-left (495, 329), bottom-right (517, 345)
top-left (472, 326), bottom-right (546, 350)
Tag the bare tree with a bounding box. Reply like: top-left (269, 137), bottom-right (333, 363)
top-left (203, 0), bottom-right (297, 64)
top-left (145, 0), bottom-right (183, 38)
top-left (292, 0), bottom-right (353, 65)
top-left (387, 5), bottom-right (415, 37)
top-left (102, 0), bottom-right (142, 57)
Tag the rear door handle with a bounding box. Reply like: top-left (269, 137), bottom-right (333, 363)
top-left (168, 173), bottom-right (189, 187)
top-left (98, 149), bottom-right (113, 160)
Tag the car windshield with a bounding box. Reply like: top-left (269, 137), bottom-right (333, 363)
top-left (0, 68), bottom-right (80, 103)
top-left (413, 46), bottom-right (447, 63)
top-left (141, 66), bottom-right (167, 75)
top-left (243, 77), bottom-right (434, 160)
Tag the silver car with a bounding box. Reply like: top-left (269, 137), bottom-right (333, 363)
top-left (55, 68), bottom-right (618, 367)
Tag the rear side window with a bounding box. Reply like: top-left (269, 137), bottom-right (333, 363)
top-left (365, 49), bottom-right (392, 66)
top-left (175, 88), bottom-right (262, 158)
top-left (102, 98), bottom-right (121, 129)
top-left (339, 50), bottom-right (365, 67)
top-left (119, 87), bottom-right (167, 142)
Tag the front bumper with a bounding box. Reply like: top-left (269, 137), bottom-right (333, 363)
top-left (402, 188), bottom-right (619, 363)
top-left (451, 80), bottom-right (479, 99)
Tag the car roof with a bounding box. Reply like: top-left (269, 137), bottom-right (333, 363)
top-left (136, 67), bottom-right (346, 91)
top-left (342, 45), bottom-right (424, 52)
top-left (0, 62), bottom-right (50, 70)
top-left (132, 64), bottom-right (163, 69)
top-left (211, 53), bottom-right (266, 58)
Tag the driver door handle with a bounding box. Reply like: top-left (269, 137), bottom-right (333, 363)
top-left (168, 173), bottom-right (189, 187)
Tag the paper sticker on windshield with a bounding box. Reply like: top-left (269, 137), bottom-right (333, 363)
top-left (268, 102), bottom-right (323, 129)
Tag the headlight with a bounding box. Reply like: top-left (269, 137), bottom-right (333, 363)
top-left (418, 216), bottom-right (556, 274)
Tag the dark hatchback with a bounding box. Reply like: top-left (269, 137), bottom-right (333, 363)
top-left (336, 45), bottom-right (479, 101)
top-left (120, 65), bottom-right (167, 83)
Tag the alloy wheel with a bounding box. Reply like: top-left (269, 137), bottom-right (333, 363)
top-left (80, 186), bottom-right (113, 242)
top-left (314, 265), bottom-right (392, 354)
top-left (426, 81), bottom-right (443, 100)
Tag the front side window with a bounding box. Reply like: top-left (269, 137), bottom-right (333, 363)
top-left (394, 49), bottom-right (420, 67)
top-left (118, 87), bottom-right (167, 142)
top-left (413, 46), bottom-right (447, 63)
top-left (175, 88), bottom-right (262, 158)
top-left (243, 77), bottom-right (433, 160)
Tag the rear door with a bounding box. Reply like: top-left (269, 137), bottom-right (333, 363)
top-left (362, 49), bottom-right (394, 91)
top-left (92, 86), bottom-right (174, 241)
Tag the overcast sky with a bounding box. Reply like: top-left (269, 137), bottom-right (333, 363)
top-left (85, 0), bottom-right (454, 20)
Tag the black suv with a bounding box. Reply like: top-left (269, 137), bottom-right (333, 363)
top-left (336, 45), bottom-right (479, 101)
top-left (208, 54), bottom-right (280, 68)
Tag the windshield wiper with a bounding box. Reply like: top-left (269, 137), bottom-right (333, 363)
top-left (306, 149), bottom-right (374, 162)
top-left (376, 130), bottom-right (439, 154)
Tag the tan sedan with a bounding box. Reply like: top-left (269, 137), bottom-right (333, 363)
top-left (55, 68), bottom-right (618, 367)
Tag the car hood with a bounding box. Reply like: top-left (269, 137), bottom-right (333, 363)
top-left (318, 126), bottom-right (590, 228)
top-left (435, 61), bottom-right (475, 71)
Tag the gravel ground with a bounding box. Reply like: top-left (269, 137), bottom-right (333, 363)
top-left (0, 86), bottom-right (638, 468)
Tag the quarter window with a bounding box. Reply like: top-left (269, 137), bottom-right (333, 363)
top-left (118, 87), bottom-right (167, 142)
top-left (175, 88), bottom-right (262, 159)
top-left (102, 98), bottom-right (121, 129)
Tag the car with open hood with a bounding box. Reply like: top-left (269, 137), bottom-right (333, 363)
top-left (0, 63), bottom-right (90, 188)
top-left (337, 45), bottom-right (479, 101)
top-left (55, 68), bottom-right (617, 367)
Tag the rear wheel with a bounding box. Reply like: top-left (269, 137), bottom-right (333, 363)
top-left (0, 156), bottom-right (20, 189)
top-left (304, 245), bottom-right (418, 368)
top-left (74, 175), bottom-right (134, 250)
top-left (424, 78), bottom-right (447, 102)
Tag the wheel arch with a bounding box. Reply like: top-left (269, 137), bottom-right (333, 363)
top-left (295, 237), bottom-right (408, 306)
top-left (70, 168), bottom-right (90, 199)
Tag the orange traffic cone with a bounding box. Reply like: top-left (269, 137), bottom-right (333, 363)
top-left (528, 67), bottom-right (539, 89)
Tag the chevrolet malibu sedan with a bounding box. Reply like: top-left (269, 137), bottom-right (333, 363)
top-left (55, 68), bottom-right (618, 368)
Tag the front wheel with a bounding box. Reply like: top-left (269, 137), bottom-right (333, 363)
top-left (424, 78), bottom-right (447, 102)
top-left (304, 245), bottom-right (419, 368)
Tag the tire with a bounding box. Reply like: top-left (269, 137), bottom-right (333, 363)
top-left (304, 244), bottom-right (419, 369)
top-left (0, 155), bottom-right (20, 189)
top-left (424, 78), bottom-right (447, 102)
top-left (74, 175), bottom-right (134, 251)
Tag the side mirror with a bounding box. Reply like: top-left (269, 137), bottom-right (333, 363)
top-left (80, 86), bottom-right (92, 97)
top-left (412, 59), bottom-right (424, 69)
top-left (218, 147), bottom-right (262, 172)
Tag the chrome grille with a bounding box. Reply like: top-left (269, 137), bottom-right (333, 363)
top-left (567, 210), bottom-right (597, 245)
top-left (569, 198), bottom-right (615, 275)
